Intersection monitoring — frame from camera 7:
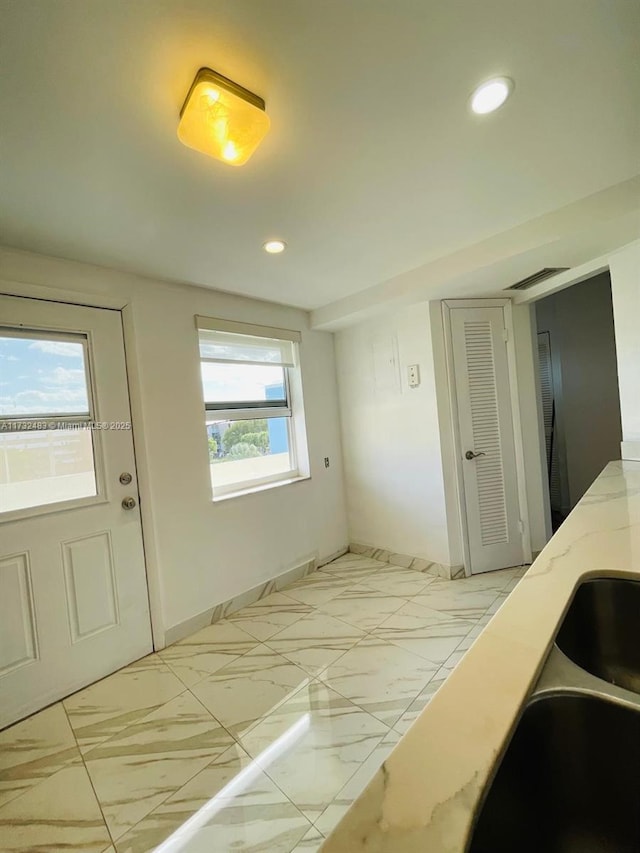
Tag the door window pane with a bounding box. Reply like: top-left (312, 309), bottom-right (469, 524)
top-left (0, 330), bottom-right (97, 513)
top-left (0, 429), bottom-right (97, 513)
top-left (0, 333), bottom-right (90, 417)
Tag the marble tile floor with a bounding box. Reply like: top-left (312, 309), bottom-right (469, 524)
top-left (0, 554), bottom-right (527, 853)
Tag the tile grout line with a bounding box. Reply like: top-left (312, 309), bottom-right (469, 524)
top-left (0, 716), bottom-right (82, 813)
top-left (94, 686), bottom-right (262, 849)
top-left (312, 666), bottom-right (424, 736)
top-left (164, 607), bottom-right (399, 841)
top-left (195, 672), bottom-right (323, 837)
top-left (246, 673), bottom-right (391, 842)
top-left (60, 701), bottom-right (116, 851)
top-left (314, 592), bottom-right (412, 632)
top-left (261, 610), bottom-right (368, 647)
top-left (69, 683), bottom-right (229, 848)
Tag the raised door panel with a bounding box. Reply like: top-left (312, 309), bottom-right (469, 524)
top-left (0, 552), bottom-right (38, 676)
top-left (62, 531), bottom-right (120, 642)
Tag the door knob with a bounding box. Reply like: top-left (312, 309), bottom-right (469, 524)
top-left (465, 450), bottom-right (487, 460)
top-left (122, 496), bottom-right (137, 510)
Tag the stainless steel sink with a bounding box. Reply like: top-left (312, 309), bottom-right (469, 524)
top-left (467, 693), bottom-right (640, 853)
top-left (555, 577), bottom-right (640, 694)
top-left (466, 575), bottom-right (640, 853)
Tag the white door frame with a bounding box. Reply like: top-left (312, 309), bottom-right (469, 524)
top-left (508, 254), bottom-right (617, 534)
top-left (442, 298), bottom-right (532, 576)
top-left (0, 277), bottom-right (166, 650)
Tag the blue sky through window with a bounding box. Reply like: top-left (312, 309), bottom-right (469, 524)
top-left (0, 335), bottom-right (90, 416)
top-left (201, 362), bottom-right (286, 404)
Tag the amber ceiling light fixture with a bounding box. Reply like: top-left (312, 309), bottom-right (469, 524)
top-left (178, 67), bottom-right (270, 166)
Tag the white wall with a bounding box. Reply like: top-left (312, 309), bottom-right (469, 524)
top-left (609, 241), bottom-right (640, 455)
top-left (535, 272), bottom-right (622, 508)
top-left (334, 303), bottom-right (451, 566)
top-left (0, 248), bottom-right (348, 641)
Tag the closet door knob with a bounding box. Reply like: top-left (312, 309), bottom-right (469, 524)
top-left (465, 450), bottom-right (487, 460)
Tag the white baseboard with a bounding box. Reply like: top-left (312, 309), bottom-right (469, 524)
top-left (317, 546), bottom-right (350, 568)
top-left (621, 440), bottom-right (640, 462)
top-left (349, 542), bottom-right (464, 580)
top-left (163, 546), bottom-right (349, 648)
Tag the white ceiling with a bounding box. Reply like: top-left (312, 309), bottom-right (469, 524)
top-left (1, 0), bottom-right (639, 317)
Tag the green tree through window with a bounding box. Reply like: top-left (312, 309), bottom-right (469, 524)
top-left (222, 419), bottom-right (269, 455)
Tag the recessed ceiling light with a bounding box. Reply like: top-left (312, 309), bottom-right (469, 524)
top-left (263, 240), bottom-right (286, 254)
top-left (178, 67), bottom-right (270, 166)
top-left (470, 77), bottom-right (514, 115)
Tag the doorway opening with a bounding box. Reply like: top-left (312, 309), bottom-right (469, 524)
top-left (534, 272), bottom-right (622, 531)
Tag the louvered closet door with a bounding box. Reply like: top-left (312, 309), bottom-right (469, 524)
top-left (450, 306), bottom-right (523, 573)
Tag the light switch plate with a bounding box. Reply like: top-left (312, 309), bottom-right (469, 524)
top-left (408, 364), bottom-right (421, 387)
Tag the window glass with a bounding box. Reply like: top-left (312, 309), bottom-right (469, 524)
top-left (0, 429), bottom-right (96, 513)
top-left (207, 416), bottom-right (294, 492)
top-left (0, 330), bottom-right (97, 513)
top-left (197, 322), bottom-right (302, 497)
top-left (0, 333), bottom-right (90, 417)
top-left (201, 362), bottom-right (287, 407)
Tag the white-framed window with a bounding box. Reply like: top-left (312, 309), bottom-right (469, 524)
top-left (196, 316), bottom-right (306, 499)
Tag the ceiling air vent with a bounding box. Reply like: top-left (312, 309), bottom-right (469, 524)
top-left (506, 267), bottom-right (570, 291)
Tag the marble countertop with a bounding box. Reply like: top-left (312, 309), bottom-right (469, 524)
top-left (321, 460), bottom-right (640, 853)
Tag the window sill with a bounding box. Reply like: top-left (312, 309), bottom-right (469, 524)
top-left (212, 474), bottom-right (311, 503)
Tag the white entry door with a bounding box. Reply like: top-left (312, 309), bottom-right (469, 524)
top-left (0, 295), bottom-right (152, 728)
top-left (449, 304), bottom-right (524, 574)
